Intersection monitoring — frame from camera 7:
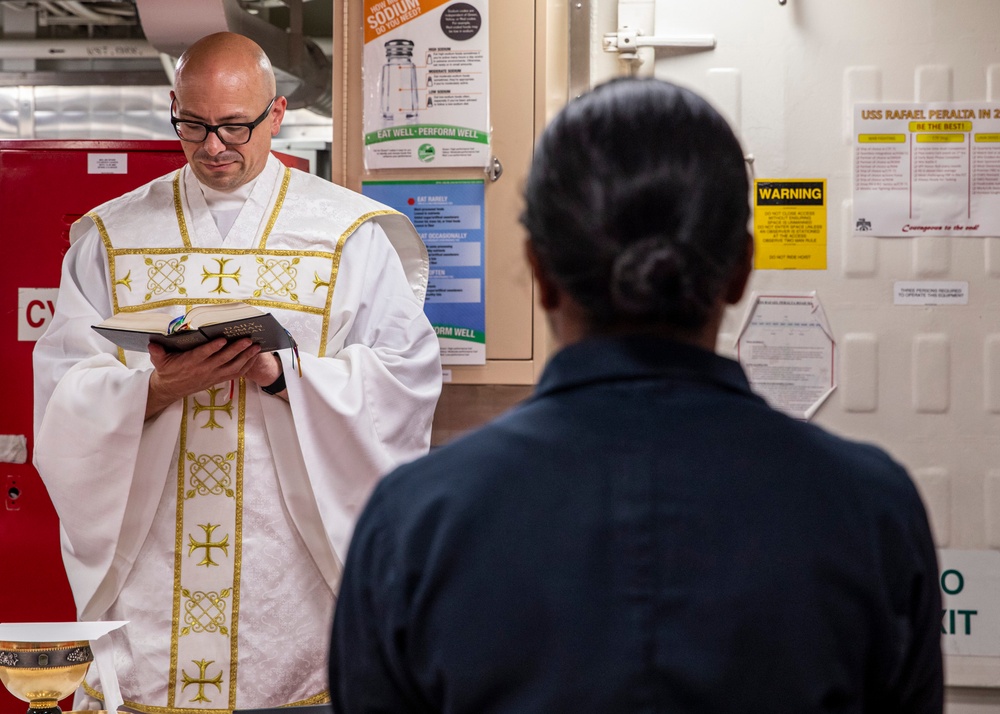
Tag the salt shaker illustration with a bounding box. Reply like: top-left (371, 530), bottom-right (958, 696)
top-left (380, 39), bottom-right (419, 126)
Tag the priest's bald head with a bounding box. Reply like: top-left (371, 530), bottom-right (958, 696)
top-left (170, 32), bottom-right (287, 191)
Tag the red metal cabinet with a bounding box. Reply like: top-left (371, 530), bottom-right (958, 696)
top-left (0, 141), bottom-right (306, 714)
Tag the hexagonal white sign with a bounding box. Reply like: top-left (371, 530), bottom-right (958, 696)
top-left (735, 292), bottom-right (835, 420)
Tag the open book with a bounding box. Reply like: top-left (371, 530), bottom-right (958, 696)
top-left (92, 302), bottom-right (296, 353)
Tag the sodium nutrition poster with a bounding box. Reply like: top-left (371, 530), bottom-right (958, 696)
top-left (362, 0), bottom-right (490, 169)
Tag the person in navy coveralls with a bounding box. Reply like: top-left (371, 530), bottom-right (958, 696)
top-left (328, 77), bottom-right (943, 713)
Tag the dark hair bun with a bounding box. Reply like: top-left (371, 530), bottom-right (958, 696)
top-left (611, 237), bottom-right (712, 328)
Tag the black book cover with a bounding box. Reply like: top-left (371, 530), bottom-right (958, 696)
top-left (93, 312), bottom-right (294, 353)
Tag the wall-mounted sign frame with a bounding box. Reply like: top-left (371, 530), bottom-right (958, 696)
top-left (362, 0), bottom-right (491, 169)
top-left (363, 179), bottom-right (486, 365)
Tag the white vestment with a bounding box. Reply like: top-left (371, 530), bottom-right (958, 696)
top-left (32, 154), bottom-right (442, 714)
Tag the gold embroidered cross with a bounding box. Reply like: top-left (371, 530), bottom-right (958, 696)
top-left (113, 270), bottom-right (132, 291)
top-left (202, 257), bottom-right (241, 294)
top-left (192, 387), bottom-right (233, 430)
top-left (181, 659), bottom-right (223, 703)
top-left (188, 523), bottom-right (229, 567)
top-left (312, 271), bottom-right (332, 292)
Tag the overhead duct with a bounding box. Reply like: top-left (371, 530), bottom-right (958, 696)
top-left (135, 0), bottom-right (332, 116)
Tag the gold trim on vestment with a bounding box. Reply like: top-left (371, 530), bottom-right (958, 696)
top-left (169, 399), bottom-right (189, 708)
top-left (282, 692), bottom-right (332, 706)
top-left (87, 211), bottom-right (120, 314)
top-left (257, 168), bottom-right (291, 251)
top-left (228, 379), bottom-right (246, 704)
top-left (172, 171), bottom-right (193, 249)
top-left (107, 296), bottom-right (326, 317)
top-left (317, 209), bottom-right (397, 357)
top-left (95, 208), bottom-right (129, 376)
top-left (106, 247), bottom-right (338, 257)
top-left (82, 681), bottom-right (330, 714)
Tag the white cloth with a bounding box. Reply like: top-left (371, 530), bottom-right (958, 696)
top-left (32, 155), bottom-right (442, 713)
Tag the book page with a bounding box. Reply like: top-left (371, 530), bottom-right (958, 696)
top-left (97, 311), bottom-right (174, 334)
top-left (186, 302), bottom-right (264, 328)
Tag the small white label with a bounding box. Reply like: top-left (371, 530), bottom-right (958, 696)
top-left (441, 369), bottom-right (453, 383)
top-left (18, 288), bottom-right (59, 341)
top-left (88, 153), bottom-right (128, 174)
top-left (894, 281), bottom-right (969, 305)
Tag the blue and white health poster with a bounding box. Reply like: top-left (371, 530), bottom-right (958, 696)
top-left (363, 179), bottom-right (486, 365)
top-left (362, 0), bottom-right (490, 169)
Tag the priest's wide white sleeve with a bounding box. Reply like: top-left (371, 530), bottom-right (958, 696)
top-left (32, 226), bottom-right (179, 620)
top-left (271, 221), bottom-right (441, 578)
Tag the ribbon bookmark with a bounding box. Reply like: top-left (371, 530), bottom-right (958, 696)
top-left (284, 329), bottom-right (302, 377)
top-left (167, 313), bottom-right (189, 334)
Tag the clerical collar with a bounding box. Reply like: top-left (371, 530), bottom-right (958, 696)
top-left (196, 175), bottom-right (260, 239)
top-left (198, 175), bottom-right (259, 210)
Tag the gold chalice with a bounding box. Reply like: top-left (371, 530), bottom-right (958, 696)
top-left (0, 639), bottom-right (92, 714)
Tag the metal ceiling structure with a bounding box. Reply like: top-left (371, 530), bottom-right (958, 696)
top-left (0, 0), bottom-right (333, 115)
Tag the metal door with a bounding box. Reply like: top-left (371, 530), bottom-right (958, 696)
top-left (594, 0), bottom-right (1000, 706)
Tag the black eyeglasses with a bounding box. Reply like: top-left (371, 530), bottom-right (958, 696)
top-left (170, 97), bottom-right (277, 145)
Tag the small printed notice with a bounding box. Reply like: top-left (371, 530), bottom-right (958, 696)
top-left (853, 102), bottom-right (1000, 236)
top-left (735, 292), bottom-right (836, 420)
top-left (363, 179), bottom-right (486, 364)
top-left (88, 153), bottom-right (127, 174)
top-left (938, 549), bottom-right (1000, 656)
top-left (894, 281), bottom-right (969, 306)
top-left (753, 179), bottom-right (827, 270)
top-left (363, 0), bottom-right (490, 169)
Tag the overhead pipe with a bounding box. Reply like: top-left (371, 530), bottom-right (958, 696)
top-left (0, 38), bottom-right (160, 60)
top-left (135, 0), bottom-right (332, 116)
top-left (56, 1), bottom-right (132, 24)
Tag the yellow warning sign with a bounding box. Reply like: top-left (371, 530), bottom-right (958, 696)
top-left (754, 179), bottom-right (827, 270)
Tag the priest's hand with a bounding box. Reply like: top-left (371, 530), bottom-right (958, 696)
top-left (245, 352), bottom-right (288, 401)
top-left (145, 337), bottom-right (262, 419)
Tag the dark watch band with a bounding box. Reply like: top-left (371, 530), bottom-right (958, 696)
top-left (261, 353), bottom-right (286, 395)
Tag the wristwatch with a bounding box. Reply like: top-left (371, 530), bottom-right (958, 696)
top-left (260, 353), bottom-right (286, 395)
